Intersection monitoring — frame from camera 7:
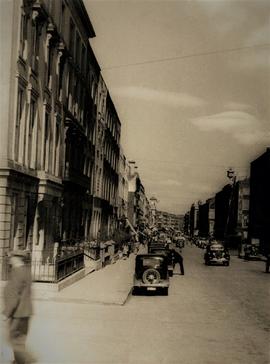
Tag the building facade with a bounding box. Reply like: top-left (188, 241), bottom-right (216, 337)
top-left (0, 0), bottom-right (100, 280)
top-left (156, 211), bottom-right (183, 231)
top-left (249, 148), bottom-right (270, 254)
top-left (198, 202), bottom-right (209, 237)
top-left (207, 197), bottom-right (215, 236)
top-left (118, 148), bottom-right (129, 221)
top-left (236, 178), bottom-right (249, 241)
top-left (127, 162), bottom-right (146, 228)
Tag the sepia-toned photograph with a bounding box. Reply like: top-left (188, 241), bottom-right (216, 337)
top-left (0, 0), bottom-right (269, 363)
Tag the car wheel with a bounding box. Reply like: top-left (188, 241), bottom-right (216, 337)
top-left (142, 268), bottom-right (161, 284)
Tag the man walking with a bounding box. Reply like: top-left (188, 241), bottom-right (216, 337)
top-left (2, 250), bottom-right (33, 364)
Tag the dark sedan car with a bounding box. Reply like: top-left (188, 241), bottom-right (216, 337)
top-left (204, 243), bottom-right (230, 266)
top-left (133, 254), bottom-right (170, 295)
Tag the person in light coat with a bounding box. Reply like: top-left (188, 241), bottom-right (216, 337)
top-left (2, 250), bottom-right (33, 364)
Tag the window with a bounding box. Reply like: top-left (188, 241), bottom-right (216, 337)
top-left (81, 45), bottom-right (86, 74)
top-left (14, 87), bottom-right (25, 162)
top-left (31, 21), bottom-right (40, 71)
top-left (19, 11), bottom-right (28, 59)
top-left (47, 43), bottom-right (53, 87)
top-left (44, 113), bottom-right (50, 172)
top-left (58, 56), bottom-right (65, 99)
top-left (60, 1), bottom-right (66, 33)
top-left (54, 119), bottom-right (61, 176)
top-left (75, 33), bottom-right (81, 66)
top-left (69, 20), bottom-right (74, 56)
top-left (28, 99), bottom-right (37, 168)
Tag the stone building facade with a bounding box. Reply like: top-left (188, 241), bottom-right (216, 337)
top-left (118, 148), bottom-right (129, 221)
top-left (0, 0), bottom-right (99, 279)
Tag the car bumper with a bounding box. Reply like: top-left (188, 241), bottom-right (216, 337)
top-left (133, 279), bottom-right (169, 289)
top-left (209, 258), bottom-right (229, 264)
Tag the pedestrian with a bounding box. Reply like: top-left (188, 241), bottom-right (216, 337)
top-left (2, 249), bottom-right (34, 364)
top-left (168, 248), bottom-right (185, 275)
top-left (265, 253), bottom-right (270, 273)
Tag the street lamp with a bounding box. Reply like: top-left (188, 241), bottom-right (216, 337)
top-left (227, 167), bottom-right (236, 184)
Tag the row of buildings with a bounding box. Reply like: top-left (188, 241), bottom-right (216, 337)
top-left (183, 148), bottom-right (270, 254)
top-left (155, 210), bottom-right (183, 231)
top-left (0, 0), bottom-right (154, 280)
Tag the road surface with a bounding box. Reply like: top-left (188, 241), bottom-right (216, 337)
top-left (1, 245), bottom-right (269, 364)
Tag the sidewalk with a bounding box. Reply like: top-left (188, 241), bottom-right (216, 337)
top-left (52, 252), bottom-right (137, 305)
top-left (0, 252), bottom-right (137, 306)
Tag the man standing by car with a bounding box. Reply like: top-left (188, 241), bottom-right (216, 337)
top-left (2, 250), bottom-right (34, 364)
top-left (168, 247), bottom-right (185, 275)
top-left (265, 252), bottom-right (270, 273)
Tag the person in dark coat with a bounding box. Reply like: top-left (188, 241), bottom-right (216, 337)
top-left (265, 253), bottom-right (270, 273)
top-left (2, 250), bottom-right (33, 364)
top-left (168, 248), bottom-right (185, 275)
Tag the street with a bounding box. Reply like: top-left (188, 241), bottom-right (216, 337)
top-left (2, 244), bottom-right (268, 364)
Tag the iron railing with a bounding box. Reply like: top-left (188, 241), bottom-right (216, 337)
top-left (1, 249), bottom-right (85, 283)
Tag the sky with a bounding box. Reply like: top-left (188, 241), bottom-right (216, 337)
top-left (85, 0), bottom-right (270, 214)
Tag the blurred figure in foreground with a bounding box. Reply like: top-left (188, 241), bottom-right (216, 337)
top-left (2, 250), bottom-right (34, 364)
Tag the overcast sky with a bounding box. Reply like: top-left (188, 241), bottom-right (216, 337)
top-left (85, 0), bottom-right (270, 214)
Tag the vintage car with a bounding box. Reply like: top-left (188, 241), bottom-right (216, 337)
top-left (133, 254), bottom-right (170, 295)
top-left (148, 242), bottom-right (174, 277)
top-left (243, 243), bottom-right (261, 260)
top-left (204, 243), bottom-right (230, 266)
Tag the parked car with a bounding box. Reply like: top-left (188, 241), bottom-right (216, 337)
top-left (204, 243), bottom-right (230, 266)
top-left (244, 244), bottom-right (261, 260)
top-left (133, 254), bottom-right (170, 295)
top-left (149, 248), bottom-right (174, 277)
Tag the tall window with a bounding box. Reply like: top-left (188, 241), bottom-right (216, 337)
top-left (54, 119), bottom-right (61, 176)
top-left (81, 45), bottom-right (86, 74)
top-left (58, 56), bottom-right (65, 100)
top-left (28, 99), bottom-right (37, 168)
top-left (19, 11), bottom-right (28, 59)
top-left (60, 1), bottom-right (66, 33)
top-left (47, 43), bottom-right (53, 88)
top-left (69, 20), bottom-right (74, 56)
top-left (31, 21), bottom-right (40, 71)
top-left (44, 113), bottom-right (50, 172)
top-left (14, 87), bottom-right (25, 162)
top-left (75, 33), bottom-right (81, 66)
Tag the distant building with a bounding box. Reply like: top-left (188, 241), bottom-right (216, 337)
top-left (149, 196), bottom-right (158, 227)
top-left (249, 148), bottom-right (270, 254)
top-left (189, 202), bottom-right (199, 237)
top-left (198, 202), bottom-right (209, 237)
top-left (118, 148), bottom-right (129, 220)
top-left (207, 197), bottom-right (215, 236)
top-left (156, 211), bottom-right (183, 231)
top-left (236, 178), bottom-right (249, 241)
top-left (127, 162), bottom-right (145, 228)
top-left (214, 185), bottom-right (232, 241)
top-left (183, 212), bottom-right (190, 235)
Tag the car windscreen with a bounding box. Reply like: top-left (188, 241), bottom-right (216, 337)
top-left (141, 257), bottom-right (164, 267)
top-left (210, 245), bottom-right (224, 251)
